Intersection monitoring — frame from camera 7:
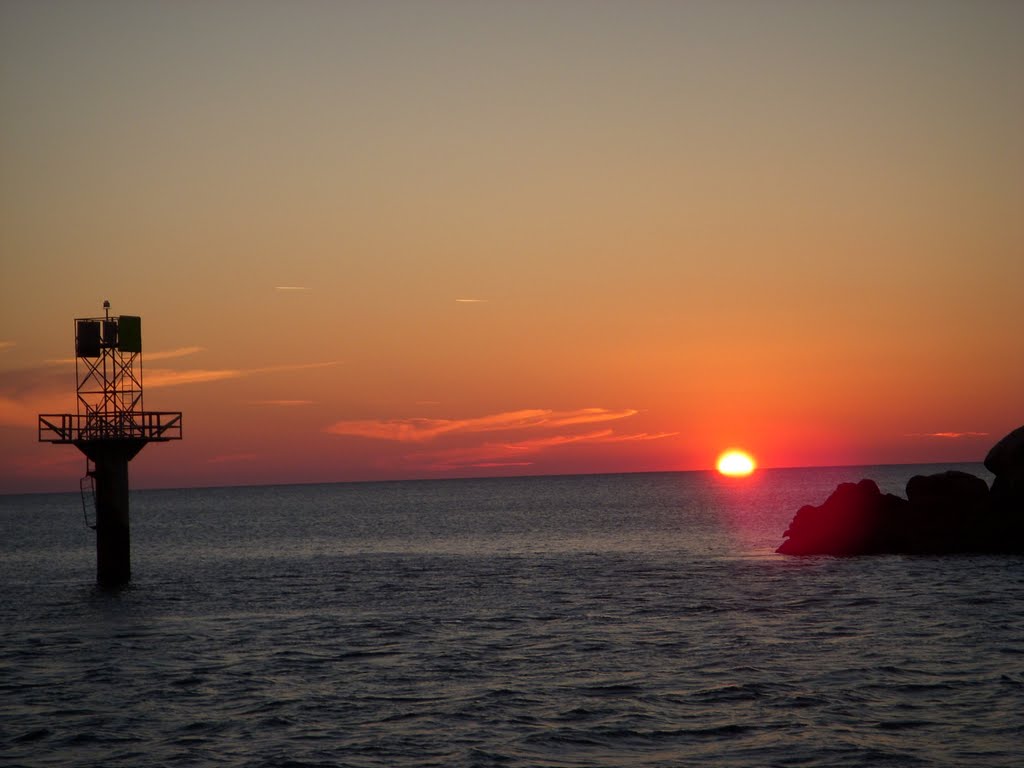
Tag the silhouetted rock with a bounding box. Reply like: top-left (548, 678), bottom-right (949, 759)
top-left (985, 426), bottom-right (1024, 518)
top-left (776, 479), bottom-right (909, 556)
top-left (984, 426), bottom-right (1024, 476)
top-left (903, 470), bottom-right (990, 553)
top-left (778, 427), bottom-right (1024, 556)
top-left (905, 470), bottom-right (989, 505)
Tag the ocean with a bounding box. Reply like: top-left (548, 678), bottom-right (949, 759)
top-left (2, 465), bottom-right (1022, 767)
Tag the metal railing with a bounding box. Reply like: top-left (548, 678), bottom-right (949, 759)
top-left (38, 411), bottom-right (183, 444)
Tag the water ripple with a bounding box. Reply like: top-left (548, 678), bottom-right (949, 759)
top-left (2, 471), bottom-right (1022, 767)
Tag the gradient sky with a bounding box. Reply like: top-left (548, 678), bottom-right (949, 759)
top-left (2, 0), bottom-right (1022, 493)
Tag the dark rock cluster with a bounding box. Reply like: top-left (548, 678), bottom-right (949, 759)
top-left (777, 426), bottom-right (1024, 556)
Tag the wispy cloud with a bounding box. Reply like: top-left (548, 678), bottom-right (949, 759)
top-left (145, 369), bottom-right (244, 387)
top-left (146, 360), bottom-right (340, 388)
top-left (455, 298), bottom-right (487, 303)
top-left (0, 341), bottom-right (15, 352)
top-left (326, 406), bottom-right (674, 472)
top-left (410, 429), bottom-right (677, 471)
top-left (545, 408), bottom-right (643, 428)
top-left (491, 429), bottom-right (676, 453)
top-left (406, 433), bottom-right (606, 471)
top-left (145, 346), bottom-right (204, 361)
top-left (275, 286), bottom-right (311, 291)
top-left (586, 431), bottom-right (679, 444)
top-left (47, 345), bottom-right (205, 366)
top-left (324, 408), bottom-right (637, 442)
top-left (908, 431), bottom-right (989, 439)
top-left (0, 356), bottom-right (339, 428)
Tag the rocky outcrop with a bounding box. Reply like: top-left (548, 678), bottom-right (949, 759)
top-left (776, 479), bottom-right (908, 556)
top-left (985, 426), bottom-right (1024, 517)
top-left (777, 427), bottom-right (1024, 556)
top-left (902, 470), bottom-right (993, 553)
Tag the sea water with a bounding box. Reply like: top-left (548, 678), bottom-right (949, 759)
top-left (1, 465), bottom-right (1022, 767)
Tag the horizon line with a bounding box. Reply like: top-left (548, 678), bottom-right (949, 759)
top-left (0, 458), bottom-right (993, 498)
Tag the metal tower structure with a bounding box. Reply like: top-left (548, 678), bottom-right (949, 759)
top-left (38, 301), bottom-right (182, 587)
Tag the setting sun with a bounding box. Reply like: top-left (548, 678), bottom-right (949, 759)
top-left (716, 450), bottom-right (756, 477)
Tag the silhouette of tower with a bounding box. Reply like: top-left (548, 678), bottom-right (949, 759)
top-left (38, 301), bottom-right (182, 587)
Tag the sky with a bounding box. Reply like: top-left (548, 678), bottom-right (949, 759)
top-left (1, 0), bottom-right (1022, 493)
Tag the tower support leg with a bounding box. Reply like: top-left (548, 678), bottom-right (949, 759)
top-left (90, 448), bottom-right (132, 587)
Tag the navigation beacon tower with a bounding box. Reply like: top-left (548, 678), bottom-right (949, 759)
top-left (38, 301), bottom-right (182, 587)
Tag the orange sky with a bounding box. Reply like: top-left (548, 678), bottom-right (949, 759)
top-left (2, 1), bottom-right (1022, 493)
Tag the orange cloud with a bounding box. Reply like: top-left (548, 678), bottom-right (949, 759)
top-left (146, 360), bottom-right (339, 388)
top-left (324, 408), bottom-right (638, 442)
top-left (497, 429), bottom-right (618, 452)
top-left (46, 345), bottom-right (204, 366)
top-left (0, 356), bottom-right (338, 428)
top-left (501, 429), bottom-right (676, 451)
top-left (145, 346), bottom-right (205, 361)
top-left (589, 431), bottom-right (679, 444)
top-left (146, 368), bottom-right (243, 387)
top-left (908, 431), bottom-right (989, 439)
top-left (407, 428), bottom-right (677, 471)
top-left (325, 407), bottom-right (673, 471)
top-left (0, 341), bottom-right (15, 352)
top-left (408, 432), bottom-right (606, 470)
top-left (545, 408), bottom-right (641, 428)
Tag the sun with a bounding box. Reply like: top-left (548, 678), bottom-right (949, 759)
top-left (716, 449), bottom-right (756, 477)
